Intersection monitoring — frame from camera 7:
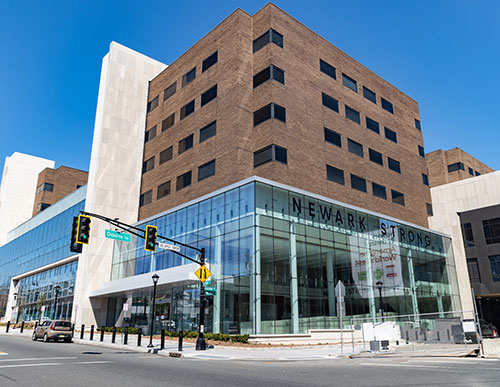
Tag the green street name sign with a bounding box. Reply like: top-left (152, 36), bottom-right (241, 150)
top-left (105, 229), bottom-right (131, 242)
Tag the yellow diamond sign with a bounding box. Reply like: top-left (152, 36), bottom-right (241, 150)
top-left (195, 265), bottom-right (212, 283)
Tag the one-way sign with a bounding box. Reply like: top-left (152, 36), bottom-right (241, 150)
top-left (158, 242), bottom-right (181, 252)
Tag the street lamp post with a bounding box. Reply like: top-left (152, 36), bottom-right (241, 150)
top-left (376, 280), bottom-right (384, 322)
top-left (148, 274), bottom-right (159, 348)
top-left (477, 296), bottom-right (484, 320)
top-left (13, 292), bottom-right (19, 324)
top-left (53, 286), bottom-right (60, 319)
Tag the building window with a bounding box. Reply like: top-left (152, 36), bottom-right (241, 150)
top-left (324, 127), bottom-right (341, 147)
top-left (176, 171), bottom-right (192, 191)
top-left (182, 67), bottom-right (196, 87)
top-left (198, 159), bottom-right (216, 181)
top-left (384, 127), bottom-right (397, 143)
top-left (468, 167), bottom-right (474, 176)
top-left (147, 95), bottom-right (159, 113)
top-left (142, 156), bottom-right (155, 173)
top-left (178, 134), bottom-right (194, 155)
top-left (164, 82), bottom-right (177, 101)
top-left (415, 118), bottom-right (421, 130)
top-left (253, 65), bottom-right (285, 88)
top-left (448, 162), bottom-right (464, 172)
top-left (467, 258), bottom-right (481, 283)
top-left (366, 117), bottom-right (380, 134)
top-left (475, 171), bottom-right (481, 176)
top-left (348, 139), bottom-right (363, 158)
top-left (426, 202), bottom-right (433, 216)
top-left (342, 73), bottom-right (357, 92)
top-left (391, 190), bottom-right (405, 206)
top-left (253, 29), bottom-right (283, 53)
top-left (372, 182), bottom-right (387, 200)
top-left (461, 222), bottom-right (475, 247)
top-left (38, 203), bottom-right (51, 212)
top-left (180, 100), bottom-right (195, 120)
top-left (157, 181), bottom-right (171, 200)
top-left (369, 148), bottom-right (383, 166)
top-left (483, 217), bottom-right (500, 244)
top-left (36, 182), bottom-right (54, 194)
top-left (319, 59), bottom-right (336, 80)
top-left (144, 125), bottom-right (157, 143)
top-left (388, 157), bottom-right (401, 173)
top-left (202, 51), bottom-right (218, 72)
top-left (253, 103), bottom-right (286, 126)
top-left (322, 92), bottom-right (339, 113)
top-left (200, 121), bottom-right (216, 143)
top-left (254, 144), bottom-right (287, 167)
top-left (139, 190), bottom-right (152, 207)
top-left (162, 113), bottom-right (175, 132)
top-left (345, 105), bottom-right (360, 124)
top-left (381, 97), bottom-right (394, 114)
top-left (363, 86), bottom-right (376, 104)
top-left (418, 145), bottom-right (425, 158)
top-left (489, 255), bottom-right (500, 282)
top-left (422, 173), bottom-right (429, 186)
top-left (326, 165), bottom-right (344, 185)
top-left (159, 146), bottom-right (173, 164)
top-left (201, 85), bottom-right (217, 107)
top-left (351, 174), bottom-right (367, 193)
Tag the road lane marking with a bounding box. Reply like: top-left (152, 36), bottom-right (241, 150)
top-left (0, 356), bottom-right (78, 362)
top-left (0, 362), bottom-right (64, 369)
top-left (0, 352), bottom-right (7, 356)
top-left (359, 362), bottom-right (461, 371)
top-left (73, 361), bottom-right (113, 365)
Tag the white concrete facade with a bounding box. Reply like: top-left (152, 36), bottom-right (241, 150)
top-left (72, 42), bottom-right (166, 327)
top-left (0, 152), bottom-right (54, 246)
top-left (428, 171), bottom-right (500, 319)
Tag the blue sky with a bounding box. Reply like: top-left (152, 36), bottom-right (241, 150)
top-left (1, 0), bottom-right (499, 173)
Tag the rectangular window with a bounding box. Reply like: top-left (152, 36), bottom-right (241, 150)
top-left (253, 29), bottom-right (283, 53)
top-left (366, 117), bottom-right (380, 134)
top-left (202, 51), bottom-right (218, 72)
top-left (369, 148), bottom-right (383, 165)
top-left (418, 145), bottom-right (425, 158)
top-left (38, 203), bottom-right (51, 212)
top-left (391, 190), bottom-right (405, 206)
top-left (253, 103), bottom-right (286, 126)
top-left (326, 165), bottom-right (344, 185)
top-left (342, 73), bottom-right (357, 92)
top-left (176, 171), bottom-right (192, 191)
top-left (142, 156), bottom-right (155, 173)
top-left (201, 85), bottom-right (217, 107)
top-left (415, 118), bottom-right (421, 130)
top-left (254, 144), bottom-right (287, 167)
top-left (322, 92), bottom-right (339, 112)
top-left (372, 182), bottom-right (387, 200)
top-left (345, 105), bottom-right (360, 124)
top-left (162, 113), bottom-right (175, 132)
top-left (139, 190), bottom-right (152, 207)
top-left (147, 95), bottom-right (159, 113)
top-left (157, 181), bottom-right (171, 200)
top-left (489, 255), bottom-right (500, 282)
top-left (363, 86), bottom-right (376, 104)
top-left (320, 59), bottom-right (336, 79)
top-left (144, 125), bottom-right (157, 143)
top-left (324, 127), bottom-right (341, 147)
top-left (178, 134), bottom-right (194, 154)
top-left (483, 218), bottom-right (500, 244)
top-left (422, 173), bottom-right (429, 186)
top-left (461, 222), bottom-right (475, 248)
top-left (468, 167), bottom-right (474, 176)
top-left (37, 182), bottom-right (54, 194)
top-left (159, 146), bottom-right (173, 164)
top-left (348, 138), bottom-right (363, 157)
top-left (467, 258), bottom-right (481, 283)
top-left (198, 159), bottom-right (216, 181)
top-left (164, 82), bottom-right (177, 101)
top-left (351, 174), bottom-right (367, 193)
top-left (426, 202), bottom-right (433, 216)
top-left (253, 65), bottom-right (284, 88)
top-left (388, 157), bottom-right (401, 173)
top-left (182, 67), bottom-right (196, 87)
top-left (448, 162), bottom-right (464, 172)
top-left (381, 97), bottom-right (394, 114)
top-left (180, 100), bottom-right (195, 120)
top-left (384, 127), bottom-right (397, 143)
top-left (200, 121), bottom-right (216, 143)
top-left (475, 171), bottom-right (481, 176)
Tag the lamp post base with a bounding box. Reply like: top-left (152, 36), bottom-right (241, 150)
top-left (195, 335), bottom-right (206, 351)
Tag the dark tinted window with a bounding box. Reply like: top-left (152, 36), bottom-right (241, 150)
top-left (159, 146), bottom-right (173, 164)
top-left (415, 118), bottom-right (421, 130)
top-left (462, 222), bottom-right (474, 248)
top-left (253, 65), bottom-right (284, 88)
top-left (178, 134), bottom-right (194, 154)
top-left (157, 181), bottom-right (171, 199)
top-left (391, 190), bottom-right (405, 206)
top-left (369, 149), bottom-right (383, 165)
top-left (180, 100), bottom-right (195, 120)
top-left (483, 218), bottom-right (500, 244)
top-left (144, 125), bottom-right (157, 143)
top-left (176, 171), bottom-right (192, 191)
top-left (200, 121), bottom-right (216, 143)
top-left (384, 127), bottom-right (397, 143)
top-left (39, 203), bottom-right (51, 211)
top-left (322, 92), bottom-right (339, 112)
top-left (198, 159), bottom-right (216, 181)
top-left (475, 171), bottom-right (481, 176)
top-left (381, 97), bottom-right (394, 114)
top-left (147, 95), bottom-right (159, 113)
top-left (467, 258), bottom-right (481, 283)
top-left (139, 190), bottom-right (152, 206)
top-left (254, 144), bottom-right (287, 167)
top-left (202, 51), bottom-right (218, 72)
top-left (324, 127), bottom-right (341, 147)
top-left (275, 146), bottom-right (287, 163)
top-left (162, 113), bottom-right (175, 132)
top-left (274, 104), bottom-right (286, 123)
top-left (418, 145), bottom-right (425, 158)
top-left (422, 173), bottom-right (429, 186)
top-left (342, 73), bottom-right (357, 92)
top-left (54, 321), bottom-right (71, 328)
top-left (388, 157), bottom-right (401, 173)
top-left (363, 86), bottom-right (376, 104)
top-left (348, 139), bottom-right (363, 157)
top-left (345, 105), bottom-right (360, 124)
top-left (372, 182), bottom-right (387, 199)
top-left (37, 182), bottom-right (54, 194)
top-left (320, 59), bottom-right (336, 79)
top-left (182, 67), bottom-right (196, 87)
top-left (142, 157), bottom-right (155, 173)
top-left (489, 255), bottom-right (500, 282)
top-left (253, 29), bottom-right (283, 53)
top-left (351, 174), bottom-right (367, 192)
top-left (201, 85), bottom-right (217, 106)
top-left (468, 167), bottom-right (474, 176)
top-left (448, 162), bottom-right (464, 172)
top-left (426, 202), bottom-right (433, 216)
top-left (253, 103), bottom-right (286, 126)
top-left (366, 117), bottom-right (380, 134)
top-left (326, 165), bottom-right (344, 185)
top-left (164, 82), bottom-right (177, 101)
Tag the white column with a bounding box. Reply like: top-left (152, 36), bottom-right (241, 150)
top-left (407, 250), bottom-right (421, 327)
top-left (212, 226), bottom-right (222, 333)
top-left (251, 217), bottom-right (262, 334)
top-left (290, 222), bottom-right (299, 334)
top-left (363, 239), bottom-right (377, 323)
top-left (326, 252), bottom-right (336, 316)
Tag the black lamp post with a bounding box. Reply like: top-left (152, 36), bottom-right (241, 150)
top-left (53, 286), bottom-right (60, 319)
top-left (477, 296), bottom-right (484, 320)
top-left (13, 292), bottom-right (19, 324)
top-left (376, 280), bottom-right (384, 321)
top-left (34, 291), bottom-right (40, 322)
top-left (148, 274), bottom-right (159, 348)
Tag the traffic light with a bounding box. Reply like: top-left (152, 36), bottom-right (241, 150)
top-left (70, 216), bottom-right (83, 253)
top-left (145, 225), bottom-right (157, 252)
top-left (76, 214), bottom-right (91, 244)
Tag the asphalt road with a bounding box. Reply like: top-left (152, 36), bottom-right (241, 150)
top-left (0, 335), bottom-right (499, 387)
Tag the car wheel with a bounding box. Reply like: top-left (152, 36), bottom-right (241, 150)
top-left (43, 333), bottom-right (49, 343)
top-left (32, 332), bottom-right (37, 341)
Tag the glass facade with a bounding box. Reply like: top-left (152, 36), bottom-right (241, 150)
top-left (110, 181), bottom-right (460, 335)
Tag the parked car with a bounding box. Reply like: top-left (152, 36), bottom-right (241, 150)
top-left (480, 319), bottom-right (499, 338)
top-left (32, 320), bottom-right (73, 342)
